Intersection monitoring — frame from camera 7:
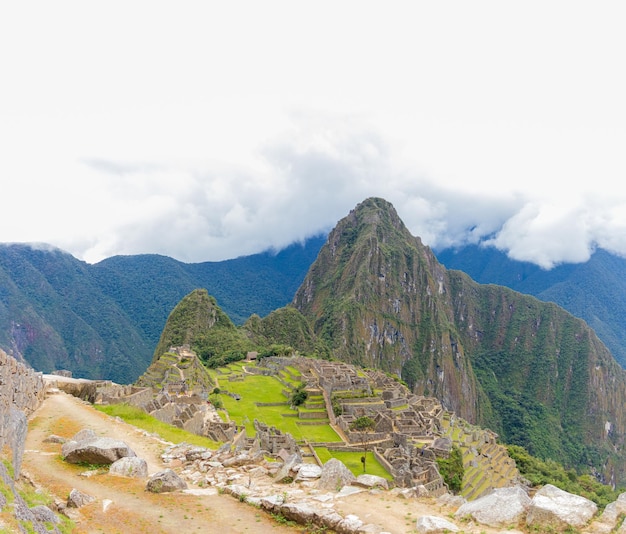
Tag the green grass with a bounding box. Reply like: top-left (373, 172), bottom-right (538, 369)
top-left (94, 403), bottom-right (222, 448)
top-left (218, 373), bottom-right (341, 442)
top-left (314, 448), bottom-right (392, 480)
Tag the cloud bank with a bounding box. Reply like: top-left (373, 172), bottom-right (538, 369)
top-left (1, 2), bottom-right (625, 269)
top-left (54, 115), bottom-right (622, 270)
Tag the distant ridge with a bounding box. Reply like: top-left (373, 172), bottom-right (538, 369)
top-left (436, 245), bottom-right (626, 368)
top-left (0, 236), bottom-right (325, 382)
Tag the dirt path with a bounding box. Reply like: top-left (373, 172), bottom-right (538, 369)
top-left (23, 389), bottom-right (507, 534)
top-left (23, 390), bottom-right (301, 534)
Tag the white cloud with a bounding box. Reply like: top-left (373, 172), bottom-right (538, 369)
top-left (0, 2), bottom-right (625, 267)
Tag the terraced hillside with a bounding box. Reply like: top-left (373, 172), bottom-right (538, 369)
top-left (441, 413), bottom-right (519, 500)
top-left (208, 356), bottom-right (520, 496)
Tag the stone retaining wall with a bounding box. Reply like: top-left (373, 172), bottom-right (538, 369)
top-left (0, 349), bottom-right (46, 476)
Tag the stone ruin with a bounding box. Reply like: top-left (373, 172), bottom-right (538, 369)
top-left (256, 356), bottom-right (450, 494)
top-left (252, 419), bottom-right (300, 457)
top-left (50, 351), bottom-right (517, 498)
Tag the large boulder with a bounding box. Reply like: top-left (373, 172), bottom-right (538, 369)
top-left (526, 484), bottom-right (597, 529)
top-left (317, 458), bottom-right (357, 491)
top-left (62, 436), bottom-right (136, 465)
top-left (455, 486), bottom-right (530, 527)
top-left (146, 469), bottom-right (188, 493)
top-left (109, 456), bottom-right (148, 478)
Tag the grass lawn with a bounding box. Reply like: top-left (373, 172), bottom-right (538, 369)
top-left (218, 372), bottom-right (341, 442)
top-left (95, 403), bottom-right (221, 449)
top-left (314, 447), bottom-right (392, 480)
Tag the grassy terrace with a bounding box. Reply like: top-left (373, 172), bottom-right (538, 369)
top-left (95, 403), bottom-right (222, 449)
top-left (314, 448), bottom-right (392, 480)
top-left (213, 363), bottom-right (341, 442)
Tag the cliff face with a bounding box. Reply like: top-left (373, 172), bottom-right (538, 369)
top-left (292, 198), bottom-right (626, 480)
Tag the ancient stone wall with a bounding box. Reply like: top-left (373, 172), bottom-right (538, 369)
top-left (0, 349), bottom-right (46, 476)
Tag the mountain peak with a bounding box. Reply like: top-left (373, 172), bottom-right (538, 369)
top-left (339, 197), bottom-right (416, 241)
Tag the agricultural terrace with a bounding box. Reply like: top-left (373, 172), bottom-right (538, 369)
top-left (210, 361), bottom-right (340, 442)
top-left (208, 361), bottom-right (392, 479)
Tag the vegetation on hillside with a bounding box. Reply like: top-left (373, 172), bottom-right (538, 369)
top-left (437, 245), bottom-right (626, 368)
top-left (507, 444), bottom-right (621, 508)
top-left (291, 197), bottom-right (626, 484)
top-left (152, 289), bottom-right (254, 368)
top-left (436, 446), bottom-right (464, 493)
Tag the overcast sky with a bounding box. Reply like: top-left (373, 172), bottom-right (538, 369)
top-left (1, 2), bottom-right (625, 268)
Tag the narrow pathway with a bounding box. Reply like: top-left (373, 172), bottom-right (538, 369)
top-left (23, 390), bottom-right (301, 534)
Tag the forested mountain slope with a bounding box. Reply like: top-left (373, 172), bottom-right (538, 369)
top-left (0, 237), bottom-right (324, 382)
top-left (436, 246), bottom-right (626, 367)
top-left (292, 198), bottom-right (626, 482)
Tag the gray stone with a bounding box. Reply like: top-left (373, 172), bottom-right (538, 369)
top-left (355, 473), bottom-right (389, 490)
top-left (62, 437), bottom-right (136, 465)
top-left (415, 515), bottom-right (460, 533)
top-left (274, 453), bottom-right (300, 483)
top-left (109, 456), bottom-right (148, 478)
top-left (526, 484), bottom-right (598, 529)
top-left (600, 492), bottom-right (626, 527)
top-left (43, 434), bottom-right (67, 444)
top-left (7, 408), bottom-right (28, 476)
top-left (337, 514), bottom-right (364, 533)
top-left (146, 468), bottom-right (188, 493)
top-left (67, 488), bottom-right (96, 508)
top-left (455, 486), bottom-right (530, 527)
top-left (29, 505), bottom-right (60, 524)
top-left (317, 458), bottom-right (357, 491)
top-left (295, 464), bottom-right (323, 481)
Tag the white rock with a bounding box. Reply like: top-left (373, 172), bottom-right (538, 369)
top-left (600, 492), bottom-right (626, 527)
top-left (355, 474), bottom-right (389, 490)
top-left (455, 486), bottom-right (530, 527)
top-left (415, 515), bottom-right (460, 534)
top-left (526, 484), bottom-right (598, 529)
top-left (295, 464), bottom-right (323, 481)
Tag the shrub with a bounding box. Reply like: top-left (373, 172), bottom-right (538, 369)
top-left (436, 446), bottom-right (464, 493)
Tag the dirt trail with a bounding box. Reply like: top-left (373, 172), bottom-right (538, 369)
top-left (23, 389), bottom-right (505, 534)
top-left (23, 390), bottom-right (300, 534)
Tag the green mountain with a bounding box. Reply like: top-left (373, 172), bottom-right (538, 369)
top-left (291, 197), bottom-right (626, 482)
top-left (436, 245), bottom-right (626, 368)
top-left (152, 288), bottom-right (253, 368)
top-left (0, 244), bottom-right (149, 383)
top-left (0, 237), bottom-right (324, 382)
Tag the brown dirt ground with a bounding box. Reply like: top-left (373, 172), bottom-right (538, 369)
top-left (23, 390), bottom-right (507, 534)
top-left (23, 390), bottom-right (300, 534)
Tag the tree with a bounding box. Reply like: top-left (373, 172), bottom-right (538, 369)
top-left (290, 384), bottom-right (308, 407)
top-left (350, 415), bottom-right (376, 472)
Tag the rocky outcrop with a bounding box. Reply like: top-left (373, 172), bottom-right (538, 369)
top-left (317, 458), bottom-right (357, 490)
top-left (109, 457), bottom-right (148, 478)
top-left (67, 488), bottom-right (96, 508)
top-left (415, 515), bottom-right (460, 534)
